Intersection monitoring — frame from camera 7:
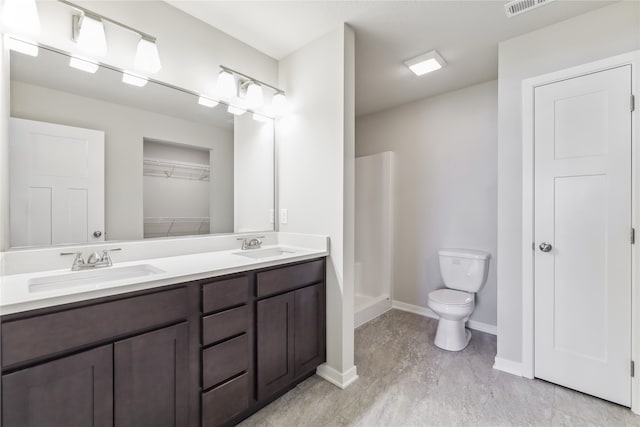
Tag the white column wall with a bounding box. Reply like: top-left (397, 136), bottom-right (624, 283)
top-left (277, 24), bottom-right (357, 386)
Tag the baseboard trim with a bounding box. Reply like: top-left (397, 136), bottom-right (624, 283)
top-left (355, 297), bottom-right (392, 328)
top-left (493, 357), bottom-right (523, 377)
top-left (391, 300), bottom-right (497, 335)
top-left (316, 364), bottom-right (359, 389)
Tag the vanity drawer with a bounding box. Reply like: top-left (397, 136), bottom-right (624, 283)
top-left (2, 287), bottom-right (188, 368)
top-left (202, 372), bottom-right (249, 427)
top-left (202, 334), bottom-right (248, 389)
top-left (256, 259), bottom-right (324, 298)
top-left (202, 276), bottom-right (249, 314)
top-left (202, 305), bottom-right (249, 346)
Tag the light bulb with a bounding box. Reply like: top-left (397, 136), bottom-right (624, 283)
top-left (245, 82), bottom-right (264, 108)
top-left (69, 56), bottom-right (99, 73)
top-left (272, 92), bottom-right (289, 116)
top-left (122, 72), bottom-right (148, 87)
top-left (135, 38), bottom-right (161, 74)
top-left (2, 0), bottom-right (40, 36)
top-left (227, 105), bottom-right (247, 116)
top-left (198, 96), bottom-right (219, 108)
top-left (76, 15), bottom-right (107, 57)
top-left (7, 38), bottom-right (38, 56)
top-left (216, 70), bottom-right (236, 99)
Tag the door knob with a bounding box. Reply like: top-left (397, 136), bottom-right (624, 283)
top-left (539, 242), bottom-right (552, 252)
top-left (93, 230), bottom-right (103, 238)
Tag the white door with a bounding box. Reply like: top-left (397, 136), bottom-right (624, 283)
top-left (10, 118), bottom-right (105, 248)
top-left (534, 65), bottom-right (632, 406)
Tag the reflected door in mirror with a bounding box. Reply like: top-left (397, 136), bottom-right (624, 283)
top-left (10, 118), bottom-right (105, 248)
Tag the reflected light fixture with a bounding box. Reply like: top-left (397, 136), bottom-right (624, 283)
top-left (227, 105), bottom-right (247, 116)
top-left (2, 0), bottom-right (40, 36)
top-left (198, 96), bottom-right (219, 108)
top-left (404, 50), bottom-right (446, 76)
top-left (216, 70), bottom-right (236, 99)
top-left (7, 38), bottom-right (38, 57)
top-left (135, 37), bottom-right (161, 74)
top-left (245, 81), bottom-right (264, 108)
top-left (122, 72), bottom-right (148, 87)
top-left (69, 56), bottom-right (99, 73)
top-left (272, 92), bottom-right (289, 116)
top-left (74, 14), bottom-right (108, 57)
top-left (252, 113), bottom-right (271, 123)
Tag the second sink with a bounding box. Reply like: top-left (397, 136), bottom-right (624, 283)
top-left (233, 247), bottom-right (297, 260)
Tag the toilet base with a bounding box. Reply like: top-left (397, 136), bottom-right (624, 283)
top-left (434, 318), bottom-right (472, 351)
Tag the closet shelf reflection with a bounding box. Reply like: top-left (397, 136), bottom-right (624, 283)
top-left (143, 157), bottom-right (210, 181)
top-left (143, 217), bottom-right (210, 238)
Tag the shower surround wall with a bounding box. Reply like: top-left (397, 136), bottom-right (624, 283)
top-left (355, 152), bottom-right (393, 327)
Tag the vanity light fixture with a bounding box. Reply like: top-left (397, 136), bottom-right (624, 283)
top-left (198, 96), bottom-right (219, 108)
top-left (2, 0), bottom-right (40, 36)
top-left (216, 70), bottom-right (237, 99)
top-left (134, 37), bottom-right (161, 74)
top-left (122, 72), bottom-right (148, 87)
top-left (218, 66), bottom-right (288, 116)
top-left (245, 81), bottom-right (264, 108)
top-left (404, 50), bottom-right (446, 76)
top-left (74, 14), bottom-right (108, 57)
top-left (7, 38), bottom-right (39, 57)
top-left (227, 105), bottom-right (247, 116)
top-left (60, 0), bottom-right (161, 73)
top-left (271, 92), bottom-right (289, 116)
top-left (69, 56), bottom-right (99, 73)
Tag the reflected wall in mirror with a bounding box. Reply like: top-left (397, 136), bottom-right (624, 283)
top-left (8, 43), bottom-right (275, 249)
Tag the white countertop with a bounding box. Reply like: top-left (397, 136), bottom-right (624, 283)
top-left (0, 244), bottom-right (328, 315)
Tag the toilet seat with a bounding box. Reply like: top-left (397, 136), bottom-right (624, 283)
top-left (428, 289), bottom-right (473, 306)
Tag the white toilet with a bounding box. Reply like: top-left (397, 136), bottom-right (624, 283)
top-left (427, 248), bottom-right (490, 351)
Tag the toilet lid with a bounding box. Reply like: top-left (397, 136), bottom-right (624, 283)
top-left (429, 289), bottom-right (473, 305)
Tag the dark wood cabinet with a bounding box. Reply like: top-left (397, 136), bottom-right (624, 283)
top-left (256, 261), bottom-right (326, 402)
top-left (1, 257), bottom-right (326, 427)
top-left (256, 291), bottom-right (295, 400)
top-left (294, 283), bottom-right (326, 376)
top-left (2, 345), bottom-right (113, 427)
top-left (114, 323), bottom-right (189, 427)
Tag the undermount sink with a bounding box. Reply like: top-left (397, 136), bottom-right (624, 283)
top-left (233, 246), bottom-right (297, 260)
top-left (28, 264), bottom-right (166, 293)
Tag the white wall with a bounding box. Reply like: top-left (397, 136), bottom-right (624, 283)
top-left (497, 2), bottom-right (640, 365)
top-left (10, 81), bottom-right (233, 240)
top-left (356, 80), bottom-right (498, 326)
top-left (355, 152), bottom-right (393, 299)
top-left (278, 24), bottom-right (357, 385)
top-left (234, 114), bottom-right (274, 233)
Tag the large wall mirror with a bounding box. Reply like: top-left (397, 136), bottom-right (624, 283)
top-left (8, 42), bottom-right (275, 249)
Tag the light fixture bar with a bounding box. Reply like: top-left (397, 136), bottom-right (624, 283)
top-left (220, 65), bottom-right (285, 96)
top-left (58, 0), bottom-right (156, 42)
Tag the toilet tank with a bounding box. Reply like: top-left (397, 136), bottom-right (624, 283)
top-left (438, 249), bottom-right (490, 293)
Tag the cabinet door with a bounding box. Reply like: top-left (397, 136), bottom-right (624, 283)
top-left (294, 283), bottom-right (326, 376)
top-left (114, 323), bottom-right (189, 427)
top-left (2, 345), bottom-right (113, 427)
top-left (256, 292), bottom-right (294, 400)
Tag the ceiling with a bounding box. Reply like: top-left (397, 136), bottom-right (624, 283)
top-left (166, 0), bottom-right (614, 116)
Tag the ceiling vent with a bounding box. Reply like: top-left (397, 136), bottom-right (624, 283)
top-left (504, 0), bottom-right (556, 17)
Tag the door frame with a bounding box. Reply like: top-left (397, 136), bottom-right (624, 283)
top-left (521, 50), bottom-right (640, 412)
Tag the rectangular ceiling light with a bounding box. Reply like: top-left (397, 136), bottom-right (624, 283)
top-left (404, 50), bottom-right (446, 76)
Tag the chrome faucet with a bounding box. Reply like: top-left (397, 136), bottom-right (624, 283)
top-left (237, 236), bottom-right (265, 250)
top-left (61, 248), bottom-right (122, 271)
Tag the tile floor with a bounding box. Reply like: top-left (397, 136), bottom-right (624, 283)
top-left (240, 309), bottom-right (640, 426)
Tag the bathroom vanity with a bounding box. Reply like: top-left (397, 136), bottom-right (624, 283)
top-left (0, 253), bottom-right (327, 427)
